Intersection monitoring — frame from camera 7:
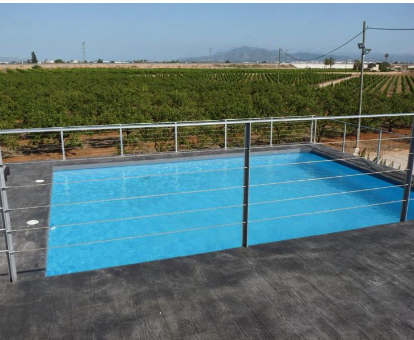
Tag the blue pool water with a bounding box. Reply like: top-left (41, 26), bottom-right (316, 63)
top-left (47, 151), bottom-right (412, 276)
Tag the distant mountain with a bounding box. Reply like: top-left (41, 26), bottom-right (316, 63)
top-left (180, 46), bottom-right (414, 63)
top-left (0, 56), bottom-right (28, 63)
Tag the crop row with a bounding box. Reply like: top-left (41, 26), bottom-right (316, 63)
top-left (338, 75), bottom-right (414, 96)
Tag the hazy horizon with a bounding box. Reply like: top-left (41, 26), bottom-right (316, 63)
top-left (1, 3), bottom-right (414, 61)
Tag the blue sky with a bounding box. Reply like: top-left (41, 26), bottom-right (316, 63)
top-left (1, 3), bottom-right (413, 61)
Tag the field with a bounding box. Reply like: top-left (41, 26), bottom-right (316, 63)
top-left (339, 74), bottom-right (414, 96)
top-left (0, 68), bottom-right (413, 161)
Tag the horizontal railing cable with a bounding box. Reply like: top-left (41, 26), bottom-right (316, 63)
top-left (5, 166), bottom-right (246, 189)
top-left (50, 203), bottom-right (244, 229)
top-left (249, 156), bottom-right (363, 169)
top-left (10, 226), bottom-right (50, 233)
top-left (7, 185), bottom-right (245, 211)
top-left (250, 169), bottom-right (406, 188)
top-left (248, 137), bottom-right (412, 151)
top-left (331, 119), bottom-right (408, 137)
top-left (248, 200), bottom-right (404, 224)
top-left (12, 221), bottom-right (243, 253)
top-left (3, 146), bottom-right (247, 165)
top-left (249, 184), bottom-right (406, 207)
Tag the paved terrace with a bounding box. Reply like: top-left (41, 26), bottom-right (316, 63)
top-left (2, 146), bottom-right (414, 339)
top-left (1, 221), bottom-right (414, 339)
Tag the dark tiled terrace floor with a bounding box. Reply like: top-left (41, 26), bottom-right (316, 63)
top-left (2, 221), bottom-right (414, 339)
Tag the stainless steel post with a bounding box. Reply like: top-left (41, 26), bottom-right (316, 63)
top-left (313, 119), bottom-right (318, 143)
top-left (342, 123), bottom-right (347, 153)
top-left (356, 21), bottom-right (366, 150)
top-left (376, 130), bottom-right (382, 164)
top-left (174, 123), bottom-right (178, 153)
top-left (60, 130), bottom-right (66, 160)
top-left (0, 142), bottom-right (17, 282)
top-left (119, 127), bottom-right (124, 156)
top-left (270, 118), bottom-right (273, 146)
top-left (224, 120), bottom-right (228, 149)
top-left (242, 123), bottom-right (251, 247)
top-left (310, 117), bottom-right (314, 143)
top-left (400, 118), bottom-right (414, 222)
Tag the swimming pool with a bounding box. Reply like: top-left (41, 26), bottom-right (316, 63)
top-left (47, 151), bottom-right (412, 276)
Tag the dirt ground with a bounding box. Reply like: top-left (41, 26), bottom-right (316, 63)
top-left (0, 63), bottom-right (297, 71)
top-left (318, 75), bottom-right (358, 88)
top-left (321, 128), bottom-right (411, 169)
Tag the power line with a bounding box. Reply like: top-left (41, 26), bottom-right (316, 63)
top-left (280, 30), bottom-right (364, 62)
top-left (368, 27), bottom-right (414, 31)
top-left (280, 26), bottom-right (414, 63)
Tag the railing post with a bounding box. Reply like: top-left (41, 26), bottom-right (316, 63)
top-left (119, 127), bottom-right (124, 157)
top-left (376, 130), bottom-right (382, 164)
top-left (60, 130), bottom-right (66, 160)
top-left (342, 123), bottom-right (347, 153)
top-left (224, 119), bottom-right (228, 149)
top-left (400, 118), bottom-right (414, 222)
top-left (174, 123), bottom-right (178, 153)
top-left (242, 123), bottom-right (251, 248)
top-left (313, 119), bottom-right (318, 143)
top-left (0, 141), bottom-right (17, 282)
top-left (310, 115), bottom-right (315, 143)
top-left (270, 118), bottom-right (273, 147)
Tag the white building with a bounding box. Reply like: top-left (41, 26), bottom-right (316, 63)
top-left (291, 62), bottom-right (359, 70)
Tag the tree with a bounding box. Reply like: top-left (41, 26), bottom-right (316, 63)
top-left (324, 57), bottom-right (335, 69)
top-left (31, 52), bottom-right (38, 64)
top-left (97, 59), bottom-right (103, 63)
top-left (379, 62), bottom-right (390, 72)
top-left (54, 59), bottom-right (64, 64)
top-left (384, 53), bottom-right (389, 63)
top-left (353, 59), bottom-right (362, 71)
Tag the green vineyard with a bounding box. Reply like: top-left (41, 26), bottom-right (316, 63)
top-left (0, 68), bottom-right (413, 131)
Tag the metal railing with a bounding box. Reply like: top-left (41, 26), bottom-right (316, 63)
top-left (1, 113), bottom-right (414, 282)
top-left (328, 118), bottom-right (409, 167)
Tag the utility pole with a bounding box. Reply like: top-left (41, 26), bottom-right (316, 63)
top-left (82, 42), bottom-right (86, 63)
top-left (355, 21), bottom-right (367, 153)
top-left (278, 48), bottom-right (281, 83)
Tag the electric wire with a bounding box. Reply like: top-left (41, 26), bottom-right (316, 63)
top-left (280, 30), bottom-right (364, 62)
top-left (368, 27), bottom-right (414, 31)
